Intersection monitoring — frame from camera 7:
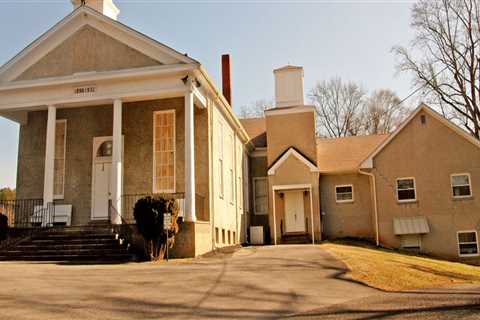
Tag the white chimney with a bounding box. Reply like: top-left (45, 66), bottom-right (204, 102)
top-left (71, 0), bottom-right (120, 20)
top-left (274, 65), bottom-right (305, 108)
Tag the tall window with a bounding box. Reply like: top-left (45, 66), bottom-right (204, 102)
top-left (254, 177), bottom-right (268, 215)
top-left (451, 173), bottom-right (472, 198)
top-left (229, 134), bottom-right (234, 205)
top-left (54, 120), bottom-right (67, 199)
top-left (153, 111), bottom-right (175, 193)
top-left (457, 231), bottom-right (479, 256)
top-left (218, 122), bottom-right (224, 199)
top-left (396, 178), bottom-right (416, 202)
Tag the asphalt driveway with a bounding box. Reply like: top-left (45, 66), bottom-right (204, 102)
top-left (0, 245), bottom-right (478, 319)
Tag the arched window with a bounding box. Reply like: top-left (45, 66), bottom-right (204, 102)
top-left (96, 140), bottom-right (113, 158)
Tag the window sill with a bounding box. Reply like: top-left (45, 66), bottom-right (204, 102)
top-left (397, 200), bottom-right (418, 204)
top-left (452, 196), bottom-right (474, 201)
top-left (336, 200), bottom-right (354, 204)
top-left (459, 253), bottom-right (480, 258)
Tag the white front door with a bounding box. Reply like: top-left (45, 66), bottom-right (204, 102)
top-left (92, 162), bottom-right (111, 220)
top-left (284, 191), bottom-right (305, 233)
top-left (91, 137), bottom-right (114, 221)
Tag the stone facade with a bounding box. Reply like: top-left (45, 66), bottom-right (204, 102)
top-left (16, 97), bottom-right (209, 226)
top-left (16, 25), bottom-right (161, 81)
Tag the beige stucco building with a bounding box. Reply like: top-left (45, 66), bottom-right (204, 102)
top-left (1, 0), bottom-right (480, 263)
top-left (241, 67), bottom-right (480, 265)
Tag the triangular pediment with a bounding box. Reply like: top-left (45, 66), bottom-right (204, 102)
top-left (0, 6), bottom-right (197, 83)
top-left (16, 25), bottom-right (162, 81)
top-left (268, 147), bottom-right (319, 175)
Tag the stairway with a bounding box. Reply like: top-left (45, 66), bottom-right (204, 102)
top-left (0, 225), bottom-right (136, 263)
top-left (281, 233), bottom-right (311, 244)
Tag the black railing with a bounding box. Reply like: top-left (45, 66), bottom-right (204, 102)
top-left (0, 199), bottom-right (49, 228)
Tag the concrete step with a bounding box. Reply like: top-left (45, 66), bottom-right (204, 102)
top-left (2, 248), bottom-right (130, 256)
top-left (0, 253), bottom-right (135, 262)
top-left (19, 238), bottom-right (120, 246)
top-left (281, 234), bottom-right (311, 244)
top-left (31, 234), bottom-right (118, 241)
top-left (16, 243), bottom-right (123, 250)
top-left (0, 225), bottom-right (136, 263)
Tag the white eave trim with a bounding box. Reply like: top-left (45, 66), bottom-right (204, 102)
top-left (360, 103), bottom-right (480, 169)
top-left (268, 147), bottom-right (319, 175)
top-left (264, 105), bottom-right (315, 116)
top-left (0, 64), bottom-right (195, 92)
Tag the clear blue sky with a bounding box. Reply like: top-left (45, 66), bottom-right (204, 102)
top-left (0, 0), bottom-right (415, 188)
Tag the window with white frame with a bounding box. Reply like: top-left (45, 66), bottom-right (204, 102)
top-left (451, 173), bottom-right (472, 198)
top-left (254, 178), bottom-right (268, 215)
top-left (229, 134), bottom-right (234, 204)
top-left (218, 122), bottom-right (224, 199)
top-left (153, 111), bottom-right (175, 193)
top-left (53, 120), bottom-right (67, 199)
top-left (335, 185), bottom-right (353, 203)
top-left (457, 231), bottom-right (479, 256)
top-left (396, 178), bottom-right (416, 202)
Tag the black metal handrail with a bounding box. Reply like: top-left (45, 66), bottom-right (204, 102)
top-left (0, 199), bottom-right (47, 228)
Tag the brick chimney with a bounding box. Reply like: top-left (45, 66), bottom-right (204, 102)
top-left (71, 0), bottom-right (120, 20)
top-left (222, 54), bottom-right (232, 106)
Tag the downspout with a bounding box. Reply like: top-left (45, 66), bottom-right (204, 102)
top-left (358, 169), bottom-right (380, 246)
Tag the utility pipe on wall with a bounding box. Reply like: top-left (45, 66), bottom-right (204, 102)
top-left (358, 169), bottom-right (380, 246)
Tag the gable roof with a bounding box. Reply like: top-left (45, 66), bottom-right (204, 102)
top-left (360, 103), bottom-right (480, 168)
top-left (239, 117), bottom-right (267, 147)
top-left (0, 5), bottom-right (198, 83)
top-left (268, 147), bottom-right (319, 175)
top-left (317, 134), bottom-right (389, 173)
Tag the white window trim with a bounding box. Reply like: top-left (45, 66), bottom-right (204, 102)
top-left (229, 133), bottom-right (234, 205)
top-left (253, 177), bottom-right (268, 215)
top-left (335, 184), bottom-right (354, 203)
top-left (451, 173), bottom-right (473, 199)
top-left (153, 110), bottom-right (176, 194)
top-left (218, 121), bottom-right (224, 199)
top-left (400, 234), bottom-right (422, 250)
top-left (396, 177), bottom-right (417, 203)
top-left (457, 230), bottom-right (480, 257)
top-left (53, 119), bottom-right (67, 200)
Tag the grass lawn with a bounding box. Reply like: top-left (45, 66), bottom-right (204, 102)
top-left (321, 242), bottom-right (480, 292)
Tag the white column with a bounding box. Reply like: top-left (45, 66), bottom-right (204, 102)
top-left (184, 78), bottom-right (196, 222)
top-left (111, 99), bottom-right (123, 225)
top-left (43, 105), bottom-right (56, 206)
top-left (310, 186), bottom-right (315, 245)
top-left (272, 188), bottom-right (277, 245)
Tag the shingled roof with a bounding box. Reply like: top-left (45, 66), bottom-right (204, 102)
top-left (316, 134), bottom-right (389, 173)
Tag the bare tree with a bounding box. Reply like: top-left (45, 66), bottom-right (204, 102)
top-left (363, 89), bottom-right (408, 134)
top-left (309, 77), bottom-right (366, 137)
top-left (393, 0), bottom-right (480, 138)
top-left (238, 99), bottom-right (273, 118)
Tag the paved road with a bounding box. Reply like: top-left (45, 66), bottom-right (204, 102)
top-left (0, 245), bottom-right (478, 319)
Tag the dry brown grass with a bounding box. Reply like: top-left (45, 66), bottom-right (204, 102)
top-left (321, 242), bottom-right (480, 291)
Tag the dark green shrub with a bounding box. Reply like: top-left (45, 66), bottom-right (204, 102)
top-left (133, 196), bottom-right (179, 261)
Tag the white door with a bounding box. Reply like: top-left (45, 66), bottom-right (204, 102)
top-left (92, 162), bottom-right (111, 220)
top-left (284, 191), bottom-right (305, 233)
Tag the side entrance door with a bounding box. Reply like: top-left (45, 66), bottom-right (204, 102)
top-left (91, 137), bottom-right (113, 221)
top-left (284, 191), bottom-right (305, 233)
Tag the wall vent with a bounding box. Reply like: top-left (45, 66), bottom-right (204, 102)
top-left (420, 114), bottom-right (426, 124)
